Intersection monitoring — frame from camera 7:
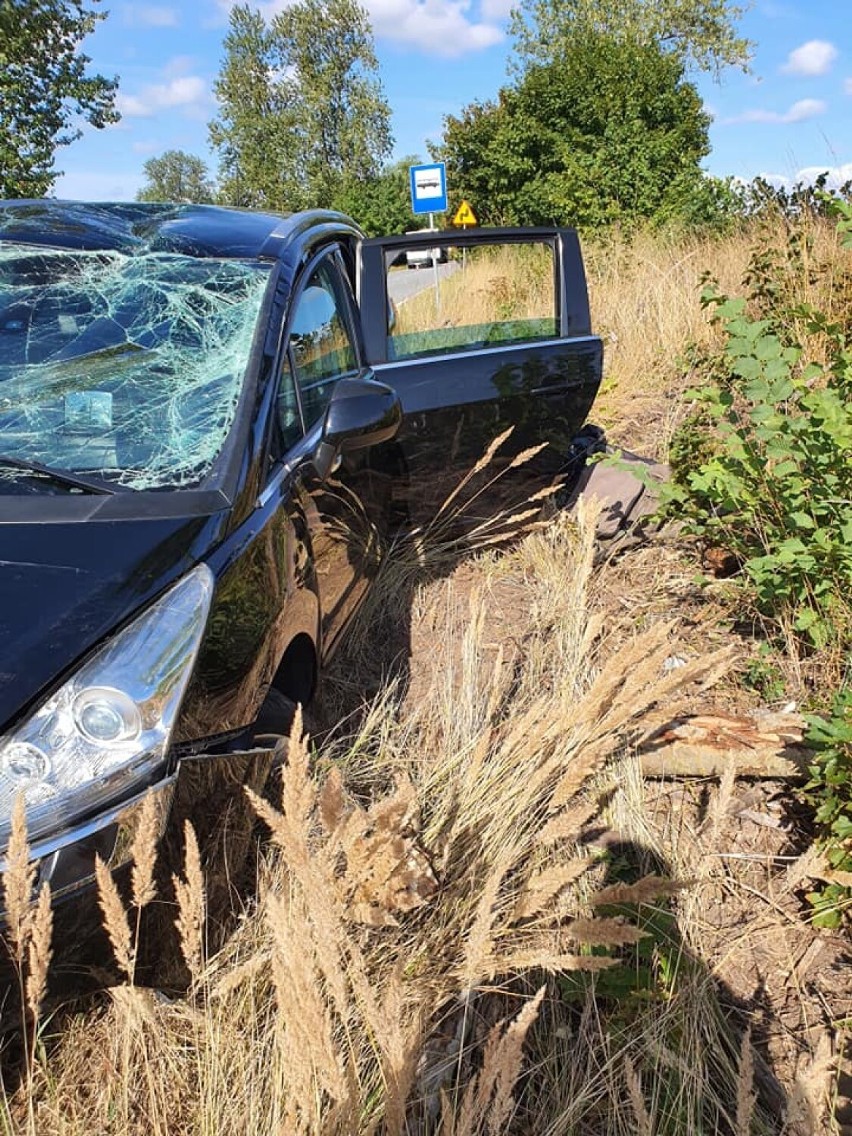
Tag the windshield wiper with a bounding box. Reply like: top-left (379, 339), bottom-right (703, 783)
top-left (0, 456), bottom-right (125, 495)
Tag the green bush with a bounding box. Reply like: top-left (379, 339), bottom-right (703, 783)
top-left (664, 200), bottom-right (852, 651)
top-left (665, 199), bottom-right (852, 923)
top-left (804, 689), bottom-right (852, 928)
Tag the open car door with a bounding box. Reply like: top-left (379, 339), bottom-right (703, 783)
top-left (357, 227), bottom-right (603, 526)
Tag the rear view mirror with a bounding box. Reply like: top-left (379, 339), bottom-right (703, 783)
top-left (314, 377), bottom-right (402, 479)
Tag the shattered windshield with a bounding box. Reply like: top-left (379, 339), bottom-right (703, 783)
top-left (0, 243), bottom-right (272, 491)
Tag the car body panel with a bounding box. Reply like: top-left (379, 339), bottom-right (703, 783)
top-left (0, 512), bottom-right (225, 733)
top-left (373, 338), bottom-right (602, 526)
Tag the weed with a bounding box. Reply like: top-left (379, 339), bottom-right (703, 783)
top-left (742, 644), bottom-right (787, 702)
top-left (803, 686), bottom-right (852, 927)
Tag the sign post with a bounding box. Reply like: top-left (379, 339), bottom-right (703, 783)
top-left (452, 200), bottom-right (477, 273)
top-left (409, 162), bottom-right (447, 313)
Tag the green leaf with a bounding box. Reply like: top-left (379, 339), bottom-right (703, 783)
top-left (775, 537), bottom-right (807, 563)
top-left (763, 358), bottom-right (792, 386)
top-left (734, 358), bottom-right (763, 382)
top-left (771, 459), bottom-right (798, 478)
top-left (754, 335), bottom-right (782, 361)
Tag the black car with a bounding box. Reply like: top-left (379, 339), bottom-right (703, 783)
top-left (0, 201), bottom-right (602, 907)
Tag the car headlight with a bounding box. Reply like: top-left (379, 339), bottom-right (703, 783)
top-left (0, 564), bottom-right (214, 849)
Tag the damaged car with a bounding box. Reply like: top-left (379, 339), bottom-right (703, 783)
top-left (0, 201), bottom-right (602, 965)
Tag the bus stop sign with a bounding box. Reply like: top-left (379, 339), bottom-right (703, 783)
top-left (409, 163), bottom-right (447, 215)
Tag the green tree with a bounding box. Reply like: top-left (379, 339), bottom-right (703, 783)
top-left (332, 157), bottom-right (421, 235)
top-left (208, 5), bottom-right (293, 210)
top-left (432, 98), bottom-right (516, 226)
top-left (434, 33), bottom-right (714, 230)
top-left (0, 0), bottom-right (119, 197)
top-left (509, 0), bottom-right (752, 76)
top-left (210, 0), bottom-right (392, 212)
top-left (136, 150), bottom-right (216, 203)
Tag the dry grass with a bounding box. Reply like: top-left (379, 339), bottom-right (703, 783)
top-left (585, 213), bottom-right (852, 458)
top-left (0, 498), bottom-right (752, 1135)
top-left (583, 226), bottom-right (749, 457)
top-left (395, 242), bottom-right (554, 338)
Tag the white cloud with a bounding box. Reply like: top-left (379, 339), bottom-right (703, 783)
top-left (781, 39), bottom-right (838, 77)
top-left (785, 98), bottom-right (827, 121)
top-left (367, 1), bottom-right (503, 55)
top-left (479, 0), bottom-right (514, 19)
top-left (796, 163), bottom-right (852, 188)
top-left (754, 171), bottom-right (791, 191)
top-left (724, 98), bottom-right (827, 125)
top-left (123, 4), bottom-right (179, 27)
top-left (758, 164), bottom-right (852, 190)
top-left (116, 75), bottom-right (210, 118)
top-left (221, 0), bottom-right (505, 57)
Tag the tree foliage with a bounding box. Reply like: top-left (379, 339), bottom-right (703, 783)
top-left (136, 150), bottom-right (216, 204)
top-left (0, 0), bottom-right (119, 198)
top-left (209, 0), bottom-right (392, 212)
top-left (510, 0), bottom-right (752, 76)
top-left (434, 32), bottom-right (713, 230)
top-left (333, 157), bottom-right (422, 236)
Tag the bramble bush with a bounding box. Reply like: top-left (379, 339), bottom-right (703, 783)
top-left (665, 199), bottom-right (852, 651)
top-left (664, 198), bottom-right (852, 921)
top-left (804, 689), bottom-right (852, 927)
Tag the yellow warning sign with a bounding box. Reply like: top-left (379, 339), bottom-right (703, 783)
top-left (453, 200), bottom-right (477, 226)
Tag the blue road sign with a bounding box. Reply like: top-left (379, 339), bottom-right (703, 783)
top-left (409, 162), bottom-right (447, 215)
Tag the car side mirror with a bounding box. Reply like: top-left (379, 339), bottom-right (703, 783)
top-left (313, 376), bottom-right (402, 479)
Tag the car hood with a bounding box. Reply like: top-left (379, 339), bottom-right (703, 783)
top-left (0, 513), bottom-right (225, 733)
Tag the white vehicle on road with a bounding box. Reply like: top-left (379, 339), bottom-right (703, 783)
top-left (405, 230), bottom-right (448, 269)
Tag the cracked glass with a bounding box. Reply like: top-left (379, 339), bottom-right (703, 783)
top-left (0, 243), bottom-right (271, 490)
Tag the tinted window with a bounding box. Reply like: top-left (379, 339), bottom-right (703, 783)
top-left (289, 260), bottom-right (357, 428)
top-left (385, 240), bottom-right (557, 361)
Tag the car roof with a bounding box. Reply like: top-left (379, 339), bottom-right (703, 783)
top-left (0, 200), bottom-right (358, 261)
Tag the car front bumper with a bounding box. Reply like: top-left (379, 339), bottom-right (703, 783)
top-left (0, 746), bottom-right (275, 996)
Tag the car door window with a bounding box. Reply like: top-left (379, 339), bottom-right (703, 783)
top-left (289, 259), bottom-right (358, 429)
top-left (275, 354), bottom-right (302, 452)
top-left (385, 239), bottom-right (558, 361)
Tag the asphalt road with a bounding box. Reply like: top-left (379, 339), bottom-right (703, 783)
top-left (387, 260), bottom-right (460, 306)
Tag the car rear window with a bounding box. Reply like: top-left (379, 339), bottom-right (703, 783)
top-left (0, 243), bottom-right (271, 490)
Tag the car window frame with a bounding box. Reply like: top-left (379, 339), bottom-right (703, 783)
top-left (283, 246), bottom-right (363, 439)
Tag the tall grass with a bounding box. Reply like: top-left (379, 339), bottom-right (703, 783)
top-left (394, 242), bottom-right (554, 339)
top-left (1, 500), bottom-right (757, 1134)
top-left (586, 213), bottom-right (852, 458)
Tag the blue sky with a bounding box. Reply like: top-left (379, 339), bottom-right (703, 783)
top-left (54, 0), bottom-right (851, 202)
